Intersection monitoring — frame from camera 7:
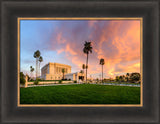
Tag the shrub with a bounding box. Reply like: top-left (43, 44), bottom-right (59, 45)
top-left (30, 79), bottom-right (34, 81)
top-left (62, 78), bottom-right (67, 81)
top-left (34, 79), bottom-right (39, 85)
top-left (20, 77), bottom-right (26, 85)
top-left (20, 72), bottom-right (25, 85)
top-left (36, 78), bottom-right (42, 81)
top-left (130, 73), bottom-right (140, 82)
top-left (59, 80), bottom-right (62, 84)
top-left (74, 80), bottom-right (77, 83)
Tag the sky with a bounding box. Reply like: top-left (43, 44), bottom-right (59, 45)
top-left (20, 19), bottom-right (141, 79)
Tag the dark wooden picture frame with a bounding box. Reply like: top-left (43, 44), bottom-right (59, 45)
top-left (17, 17), bottom-right (143, 107)
top-left (1, 0), bottom-right (159, 123)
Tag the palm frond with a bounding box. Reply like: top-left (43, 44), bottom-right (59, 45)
top-left (100, 58), bottom-right (105, 65)
top-left (39, 56), bottom-right (43, 62)
top-left (83, 41), bottom-right (93, 54)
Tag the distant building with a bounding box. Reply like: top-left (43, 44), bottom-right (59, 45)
top-left (41, 62), bottom-right (71, 80)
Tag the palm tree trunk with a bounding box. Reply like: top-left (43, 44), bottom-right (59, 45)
top-left (39, 62), bottom-right (41, 78)
top-left (86, 53), bottom-right (88, 83)
top-left (31, 72), bottom-right (32, 79)
top-left (83, 69), bottom-right (84, 81)
top-left (102, 65), bottom-right (103, 83)
top-left (32, 72), bottom-right (33, 79)
top-left (36, 58), bottom-right (38, 79)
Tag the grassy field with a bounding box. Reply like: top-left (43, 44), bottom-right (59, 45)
top-left (20, 84), bottom-right (140, 104)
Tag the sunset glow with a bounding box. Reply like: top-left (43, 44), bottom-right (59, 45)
top-left (20, 19), bottom-right (141, 78)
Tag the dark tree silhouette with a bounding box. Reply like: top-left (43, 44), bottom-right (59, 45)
top-left (62, 68), bottom-right (65, 79)
top-left (34, 50), bottom-right (41, 79)
top-left (83, 41), bottom-right (92, 82)
top-left (82, 64), bottom-right (86, 74)
top-left (30, 66), bottom-right (34, 78)
top-left (100, 58), bottom-right (105, 83)
top-left (38, 56), bottom-right (43, 77)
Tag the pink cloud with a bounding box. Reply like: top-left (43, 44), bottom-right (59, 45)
top-left (56, 32), bottom-right (66, 44)
top-left (45, 20), bottom-right (141, 78)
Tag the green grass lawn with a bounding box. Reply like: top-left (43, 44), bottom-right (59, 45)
top-left (20, 84), bottom-right (140, 104)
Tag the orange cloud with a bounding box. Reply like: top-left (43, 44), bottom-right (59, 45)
top-left (47, 20), bottom-right (141, 78)
top-left (56, 44), bottom-right (77, 56)
top-left (87, 20), bottom-right (141, 78)
top-left (66, 44), bottom-right (77, 55)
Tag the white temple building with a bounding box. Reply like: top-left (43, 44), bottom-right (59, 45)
top-left (41, 62), bottom-right (85, 81)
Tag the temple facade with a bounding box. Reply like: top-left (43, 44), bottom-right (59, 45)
top-left (41, 62), bottom-right (71, 80)
top-left (41, 62), bottom-right (85, 82)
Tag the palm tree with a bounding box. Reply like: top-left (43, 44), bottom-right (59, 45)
top-left (38, 56), bottom-right (43, 77)
top-left (82, 64), bottom-right (86, 74)
top-left (62, 68), bottom-right (65, 79)
top-left (30, 66), bottom-right (32, 77)
top-left (119, 76), bottom-right (123, 82)
top-left (100, 58), bottom-right (105, 83)
top-left (83, 41), bottom-right (92, 82)
top-left (116, 76), bottom-right (119, 82)
top-left (33, 50), bottom-right (41, 79)
top-left (126, 73), bottom-right (130, 76)
top-left (126, 73), bottom-right (130, 82)
top-left (30, 66), bottom-right (34, 79)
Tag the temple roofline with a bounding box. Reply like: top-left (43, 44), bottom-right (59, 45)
top-left (41, 62), bottom-right (71, 70)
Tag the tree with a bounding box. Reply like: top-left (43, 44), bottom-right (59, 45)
top-left (33, 50), bottom-right (41, 79)
top-left (130, 73), bottom-right (140, 82)
top-left (30, 66), bottom-right (32, 77)
top-left (126, 73), bottom-right (130, 77)
top-left (30, 66), bottom-right (34, 78)
top-left (96, 78), bottom-right (99, 84)
top-left (38, 56), bottom-right (43, 77)
top-left (119, 76), bottom-right (123, 82)
top-left (126, 73), bottom-right (130, 82)
top-left (28, 75), bottom-right (31, 81)
top-left (83, 41), bottom-right (92, 82)
top-left (100, 58), bottom-right (105, 83)
top-left (116, 76), bottom-right (119, 82)
top-left (20, 72), bottom-right (25, 85)
top-left (122, 75), bottom-right (125, 82)
top-left (82, 64), bottom-right (86, 74)
top-left (62, 68), bottom-right (65, 79)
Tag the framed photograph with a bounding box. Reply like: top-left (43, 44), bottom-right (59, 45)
top-left (18, 17), bottom-right (142, 107)
top-left (1, 0), bottom-right (159, 123)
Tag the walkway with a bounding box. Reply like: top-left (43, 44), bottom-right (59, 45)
top-left (26, 82), bottom-right (140, 88)
top-left (27, 83), bottom-right (77, 87)
top-left (101, 83), bottom-right (140, 87)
